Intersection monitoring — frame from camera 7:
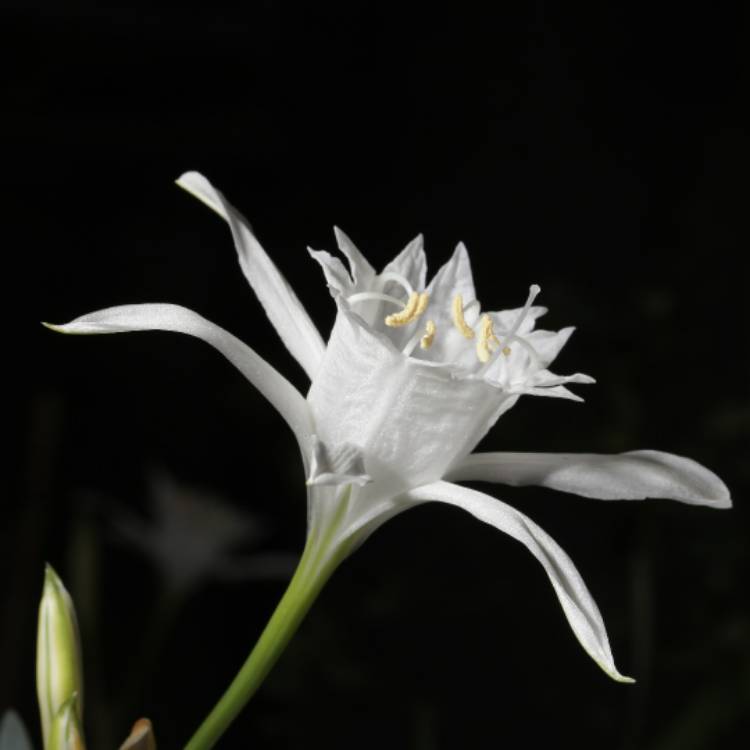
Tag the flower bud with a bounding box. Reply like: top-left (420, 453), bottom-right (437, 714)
top-left (119, 718), bottom-right (156, 750)
top-left (36, 565), bottom-right (84, 749)
top-left (47, 696), bottom-right (85, 750)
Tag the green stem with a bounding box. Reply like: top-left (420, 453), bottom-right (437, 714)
top-left (183, 525), bottom-right (345, 750)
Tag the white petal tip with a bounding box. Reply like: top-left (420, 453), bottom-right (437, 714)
top-left (42, 321), bottom-right (71, 334)
top-left (333, 226), bottom-right (355, 247)
top-left (175, 171), bottom-right (204, 188)
top-left (566, 392), bottom-right (586, 403)
top-left (711, 493), bottom-right (732, 510)
top-left (595, 658), bottom-right (635, 683)
top-left (709, 478), bottom-right (733, 509)
top-left (612, 673), bottom-right (636, 684)
top-left (42, 320), bottom-right (104, 335)
top-left (175, 171), bottom-right (225, 217)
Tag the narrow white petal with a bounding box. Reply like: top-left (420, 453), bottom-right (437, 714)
top-left (447, 451), bottom-right (731, 508)
top-left (409, 242), bottom-right (478, 364)
top-left (526, 371), bottom-right (596, 387)
top-left (493, 305), bottom-right (548, 333)
top-left (308, 248), bottom-right (354, 294)
top-left (505, 383), bottom-right (585, 401)
top-left (404, 481), bottom-right (634, 682)
top-left (382, 234), bottom-right (427, 290)
top-left (45, 304), bottom-right (314, 461)
top-left (176, 171), bottom-right (326, 380)
top-left (526, 326), bottom-right (575, 366)
top-left (333, 227), bottom-right (376, 286)
top-left (426, 241), bottom-right (476, 306)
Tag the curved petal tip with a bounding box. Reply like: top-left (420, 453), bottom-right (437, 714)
top-left (711, 483), bottom-right (732, 509)
top-left (597, 659), bottom-right (636, 684)
top-left (42, 321), bottom-right (76, 334)
top-left (175, 171), bottom-right (220, 214)
top-left (175, 170), bottom-right (203, 188)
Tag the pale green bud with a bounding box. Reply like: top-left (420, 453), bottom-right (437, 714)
top-left (47, 696), bottom-right (85, 750)
top-left (36, 565), bottom-right (84, 750)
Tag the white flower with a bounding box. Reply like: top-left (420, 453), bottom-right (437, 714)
top-left (47, 172), bottom-right (730, 684)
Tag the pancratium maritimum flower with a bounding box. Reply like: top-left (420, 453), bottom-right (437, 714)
top-left (46, 172), bottom-right (730, 749)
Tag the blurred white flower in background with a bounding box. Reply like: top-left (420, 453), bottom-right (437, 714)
top-left (0, 711), bottom-right (34, 750)
top-left (113, 471), bottom-right (296, 597)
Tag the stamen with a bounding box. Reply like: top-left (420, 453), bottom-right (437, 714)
top-left (476, 314), bottom-right (500, 363)
top-left (420, 320), bottom-right (436, 349)
top-left (415, 292), bottom-right (430, 317)
top-left (452, 294), bottom-right (475, 339)
top-left (385, 291), bottom-right (420, 327)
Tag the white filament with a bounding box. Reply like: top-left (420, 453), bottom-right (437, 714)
top-left (347, 291), bottom-right (406, 308)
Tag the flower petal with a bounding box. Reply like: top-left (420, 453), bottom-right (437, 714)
top-left (307, 249), bottom-right (354, 295)
top-left (526, 326), bottom-right (576, 366)
top-left (45, 304), bottom-right (314, 463)
top-left (426, 241), bottom-right (476, 306)
top-left (406, 243), bottom-right (478, 366)
top-left (492, 305), bottom-right (547, 334)
top-left (447, 451), bottom-right (731, 508)
top-left (176, 171), bottom-right (326, 380)
top-left (382, 234), bottom-right (427, 290)
top-left (333, 227), bottom-right (376, 287)
top-left (404, 480), bottom-right (634, 682)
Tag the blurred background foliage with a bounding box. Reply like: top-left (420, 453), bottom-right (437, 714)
top-left (2, 1), bottom-right (748, 748)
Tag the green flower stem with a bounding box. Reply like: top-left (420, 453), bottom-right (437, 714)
top-left (183, 515), bottom-right (349, 750)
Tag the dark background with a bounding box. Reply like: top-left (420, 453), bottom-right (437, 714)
top-left (2, 2), bottom-right (748, 748)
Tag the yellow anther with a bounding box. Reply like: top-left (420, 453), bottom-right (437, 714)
top-left (420, 319), bottom-right (436, 349)
top-left (502, 346), bottom-right (512, 356)
top-left (385, 291), bottom-right (420, 327)
top-left (481, 314), bottom-right (500, 346)
top-left (476, 314), bottom-right (500, 363)
top-left (451, 294), bottom-right (475, 339)
top-left (415, 291), bottom-right (430, 317)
